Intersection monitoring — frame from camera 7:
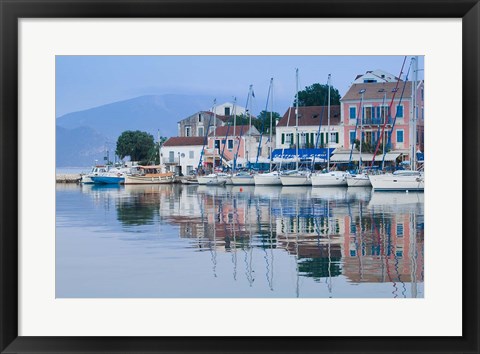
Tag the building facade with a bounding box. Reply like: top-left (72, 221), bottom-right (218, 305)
top-left (275, 106), bottom-right (344, 151)
top-left (341, 78), bottom-right (424, 165)
top-left (203, 125), bottom-right (266, 170)
top-left (177, 102), bottom-right (249, 138)
top-left (160, 136), bottom-right (205, 175)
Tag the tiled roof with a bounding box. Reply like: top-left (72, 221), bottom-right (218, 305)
top-left (342, 81), bottom-right (416, 101)
top-left (163, 136), bottom-right (205, 146)
top-left (200, 111), bottom-right (230, 122)
top-left (277, 106), bottom-right (341, 127)
top-left (209, 125), bottom-right (254, 137)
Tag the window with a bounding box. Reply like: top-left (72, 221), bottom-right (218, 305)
top-left (185, 126), bottom-right (192, 137)
top-left (285, 133), bottom-right (293, 145)
top-left (350, 223), bottom-right (357, 234)
top-left (198, 126), bottom-right (204, 137)
top-left (330, 132), bottom-right (338, 144)
top-left (224, 107), bottom-right (231, 116)
top-left (186, 165), bottom-right (193, 174)
top-left (363, 106), bottom-right (372, 119)
top-left (396, 105), bottom-right (404, 118)
top-left (189, 151), bottom-right (194, 159)
top-left (349, 106), bottom-right (356, 119)
top-left (198, 114), bottom-right (202, 122)
top-left (215, 140), bottom-right (220, 149)
top-left (350, 130), bottom-right (356, 145)
top-left (397, 130), bottom-right (404, 143)
top-left (396, 223), bottom-right (404, 237)
top-left (228, 139), bottom-right (233, 149)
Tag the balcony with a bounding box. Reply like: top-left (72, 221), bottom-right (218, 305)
top-left (164, 157), bottom-right (180, 165)
top-left (361, 117), bottom-right (393, 126)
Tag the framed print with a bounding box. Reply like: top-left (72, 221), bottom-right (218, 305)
top-left (1, 0), bottom-right (479, 353)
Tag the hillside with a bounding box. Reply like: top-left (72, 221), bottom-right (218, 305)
top-left (56, 94), bottom-right (218, 166)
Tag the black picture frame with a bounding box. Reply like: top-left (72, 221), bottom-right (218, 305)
top-left (1, 0), bottom-right (478, 353)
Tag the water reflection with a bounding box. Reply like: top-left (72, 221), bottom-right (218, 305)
top-left (57, 183), bottom-right (424, 298)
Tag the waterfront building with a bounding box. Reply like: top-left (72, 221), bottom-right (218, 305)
top-left (160, 136), bottom-right (205, 175)
top-left (203, 125), bottom-right (268, 171)
top-left (341, 70), bottom-right (424, 166)
top-left (352, 69), bottom-right (401, 84)
top-left (275, 106), bottom-right (343, 151)
top-left (177, 102), bottom-right (248, 138)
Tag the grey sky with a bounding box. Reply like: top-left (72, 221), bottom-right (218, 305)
top-left (56, 55), bottom-right (424, 117)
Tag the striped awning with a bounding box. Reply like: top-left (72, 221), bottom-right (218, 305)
top-left (331, 152), bottom-right (400, 163)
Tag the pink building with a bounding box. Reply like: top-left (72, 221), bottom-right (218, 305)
top-left (203, 125), bottom-right (264, 171)
top-left (341, 79), bottom-right (424, 165)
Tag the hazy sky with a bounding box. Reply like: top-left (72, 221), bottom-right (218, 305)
top-left (56, 55), bottom-right (424, 117)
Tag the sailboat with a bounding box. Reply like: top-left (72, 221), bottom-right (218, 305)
top-left (254, 78), bottom-right (282, 186)
top-left (280, 69), bottom-right (311, 186)
top-left (369, 56), bottom-right (424, 192)
top-left (231, 85), bottom-right (256, 185)
top-left (197, 99), bottom-right (228, 186)
top-left (346, 88), bottom-right (371, 187)
top-left (311, 74), bottom-right (347, 187)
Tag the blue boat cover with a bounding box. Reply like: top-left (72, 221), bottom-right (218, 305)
top-left (271, 148), bottom-right (334, 161)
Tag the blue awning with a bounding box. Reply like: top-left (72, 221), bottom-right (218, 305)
top-left (271, 148), bottom-right (334, 161)
top-left (416, 152), bottom-right (424, 162)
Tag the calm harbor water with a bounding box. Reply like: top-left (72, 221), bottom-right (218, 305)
top-left (56, 183), bottom-right (424, 298)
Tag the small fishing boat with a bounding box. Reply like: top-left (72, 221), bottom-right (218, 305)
top-left (81, 165), bottom-right (108, 184)
top-left (124, 165), bottom-right (174, 185)
top-left (91, 167), bottom-right (128, 184)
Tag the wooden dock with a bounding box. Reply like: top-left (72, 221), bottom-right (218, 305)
top-left (56, 174), bottom-right (82, 183)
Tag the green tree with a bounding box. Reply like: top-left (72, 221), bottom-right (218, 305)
top-left (257, 110), bottom-right (281, 134)
top-left (295, 83), bottom-right (341, 106)
top-left (115, 130), bottom-right (155, 162)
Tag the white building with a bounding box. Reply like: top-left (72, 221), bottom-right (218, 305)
top-left (352, 69), bottom-right (400, 84)
top-left (275, 106), bottom-right (344, 151)
top-left (212, 101), bottom-right (247, 117)
top-left (160, 136), bottom-right (205, 175)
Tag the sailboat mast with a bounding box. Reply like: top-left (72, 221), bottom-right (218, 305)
top-left (359, 90), bottom-right (363, 170)
top-left (295, 69), bottom-right (299, 171)
top-left (212, 99), bottom-right (217, 173)
top-left (327, 74), bottom-right (331, 172)
top-left (412, 56), bottom-right (418, 171)
top-left (269, 78), bottom-right (274, 173)
top-left (246, 85), bottom-right (253, 170)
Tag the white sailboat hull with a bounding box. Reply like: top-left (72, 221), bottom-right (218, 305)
top-left (197, 175), bottom-right (227, 186)
top-left (231, 175), bottom-right (255, 185)
top-left (346, 174), bottom-right (371, 187)
top-left (369, 173), bottom-right (424, 191)
top-left (280, 175), bottom-right (311, 186)
top-left (311, 172), bottom-right (347, 187)
top-left (254, 173), bottom-right (282, 185)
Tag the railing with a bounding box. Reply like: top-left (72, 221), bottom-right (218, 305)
top-left (164, 157), bottom-right (180, 165)
top-left (362, 117), bottom-right (393, 125)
